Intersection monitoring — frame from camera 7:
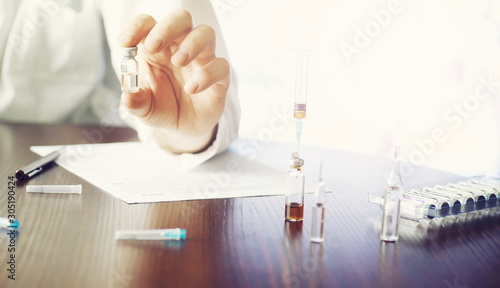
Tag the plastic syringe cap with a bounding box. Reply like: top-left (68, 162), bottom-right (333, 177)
top-left (180, 229), bottom-right (186, 240)
top-left (289, 152), bottom-right (304, 168)
top-left (121, 46), bottom-right (138, 57)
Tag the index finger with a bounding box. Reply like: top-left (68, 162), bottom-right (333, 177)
top-left (143, 9), bottom-right (194, 54)
top-left (118, 14), bottom-right (157, 47)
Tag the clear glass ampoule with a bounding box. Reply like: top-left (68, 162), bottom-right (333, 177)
top-left (121, 46), bottom-right (139, 93)
top-left (380, 141), bottom-right (403, 242)
top-left (285, 152), bottom-right (305, 222)
top-left (311, 160), bottom-right (326, 243)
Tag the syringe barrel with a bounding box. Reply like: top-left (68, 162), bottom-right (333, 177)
top-left (294, 49), bottom-right (309, 119)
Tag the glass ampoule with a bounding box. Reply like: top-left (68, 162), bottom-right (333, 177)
top-left (285, 152), bottom-right (305, 222)
top-left (121, 46), bottom-right (139, 93)
top-left (380, 145), bottom-right (403, 242)
top-left (311, 160), bottom-right (326, 243)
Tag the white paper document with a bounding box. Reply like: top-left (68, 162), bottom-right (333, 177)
top-left (31, 143), bottom-right (315, 204)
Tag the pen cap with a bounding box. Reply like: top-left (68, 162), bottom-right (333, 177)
top-left (11, 219), bottom-right (19, 229)
top-left (15, 170), bottom-right (25, 180)
top-left (180, 229), bottom-right (186, 240)
top-left (163, 228), bottom-right (186, 240)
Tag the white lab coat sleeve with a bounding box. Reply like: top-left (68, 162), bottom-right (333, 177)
top-left (98, 0), bottom-right (240, 168)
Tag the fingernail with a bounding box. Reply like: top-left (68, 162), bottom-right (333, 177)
top-left (171, 50), bottom-right (188, 66)
top-left (118, 32), bottom-right (135, 44)
top-left (184, 79), bottom-right (199, 94)
top-left (145, 35), bottom-right (163, 52)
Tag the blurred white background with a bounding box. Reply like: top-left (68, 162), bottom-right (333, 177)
top-left (211, 0), bottom-right (500, 177)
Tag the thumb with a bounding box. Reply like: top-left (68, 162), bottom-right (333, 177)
top-left (120, 88), bottom-right (152, 118)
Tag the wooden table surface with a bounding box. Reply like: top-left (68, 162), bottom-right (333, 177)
top-left (0, 122), bottom-right (499, 288)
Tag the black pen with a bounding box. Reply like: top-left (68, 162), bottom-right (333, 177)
top-left (15, 149), bottom-right (63, 180)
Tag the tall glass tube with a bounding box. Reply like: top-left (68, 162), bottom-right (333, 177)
top-left (380, 145), bottom-right (403, 242)
top-left (311, 160), bottom-right (326, 242)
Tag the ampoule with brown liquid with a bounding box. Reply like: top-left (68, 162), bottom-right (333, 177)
top-left (285, 152), bottom-right (305, 222)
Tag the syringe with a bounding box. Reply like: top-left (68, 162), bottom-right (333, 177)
top-left (293, 26), bottom-right (309, 153)
top-left (116, 228), bottom-right (186, 240)
top-left (0, 217), bottom-right (19, 230)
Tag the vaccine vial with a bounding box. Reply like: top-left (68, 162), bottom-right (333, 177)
top-left (285, 152), bottom-right (305, 222)
top-left (121, 46), bottom-right (139, 93)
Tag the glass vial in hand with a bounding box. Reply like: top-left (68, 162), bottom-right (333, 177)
top-left (121, 46), bottom-right (139, 93)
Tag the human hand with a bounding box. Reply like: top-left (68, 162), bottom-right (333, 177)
top-left (117, 10), bottom-right (230, 153)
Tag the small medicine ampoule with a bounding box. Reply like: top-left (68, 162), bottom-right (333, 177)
top-left (121, 46), bottom-right (139, 93)
top-left (285, 152), bottom-right (305, 222)
top-left (380, 143), bottom-right (403, 242)
top-left (311, 160), bottom-right (326, 243)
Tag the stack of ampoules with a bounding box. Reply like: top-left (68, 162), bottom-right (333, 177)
top-left (399, 176), bottom-right (500, 220)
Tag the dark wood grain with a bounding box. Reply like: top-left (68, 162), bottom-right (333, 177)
top-left (0, 122), bottom-right (499, 288)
